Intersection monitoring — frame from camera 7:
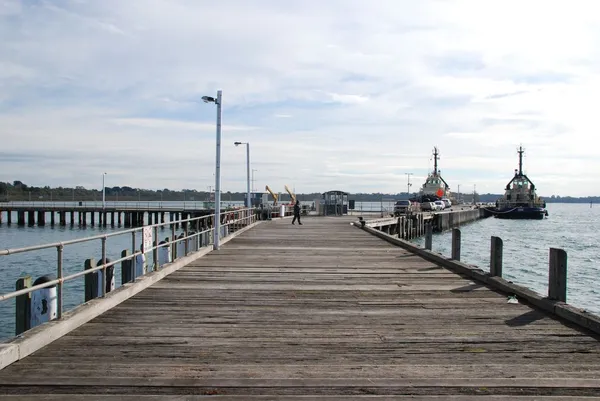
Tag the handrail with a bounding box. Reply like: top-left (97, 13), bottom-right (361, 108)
top-left (0, 208), bottom-right (258, 319)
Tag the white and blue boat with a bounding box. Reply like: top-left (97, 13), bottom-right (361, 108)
top-left (494, 146), bottom-right (548, 220)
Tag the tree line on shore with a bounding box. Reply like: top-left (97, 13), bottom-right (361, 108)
top-left (0, 181), bottom-right (597, 203)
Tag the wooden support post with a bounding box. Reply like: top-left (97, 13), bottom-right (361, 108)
top-left (147, 212), bottom-right (152, 226)
top-left (82, 211), bottom-right (87, 226)
top-left (103, 212), bottom-right (107, 227)
top-left (99, 212), bottom-right (103, 226)
top-left (28, 211), bottom-right (35, 226)
top-left (111, 212), bottom-right (115, 227)
top-left (37, 210), bottom-right (45, 226)
top-left (451, 228), bottom-right (461, 261)
top-left (548, 248), bottom-right (567, 302)
top-left (0, 210), bottom-right (3, 225)
top-left (124, 212), bottom-right (130, 228)
top-left (70, 211), bottom-right (74, 226)
top-left (91, 211), bottom-right (95, 226)
top-left (121, 250), bottom-right (134, 284)
top-left (490, 236), bottom-right (503, 277)
top-left (50, 211), bottom-right (55, 226)
top-left (15, 276), bottom-right (32, 335)
top-left (84, 258), bottom-right (98, 302)
top-left (7, 210), bottom-right (11, 225)
top-left (18, 211), bottom-right (25, 226)
top-left (425, 224), bottom-right (433, 250)
top-left (118, 212), bottom-right (122, 227)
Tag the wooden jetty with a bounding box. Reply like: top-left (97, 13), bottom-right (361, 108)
top-left (0, 205), bottom-right (215, 228)
top-left (0, 216), bottom-right (600, 399)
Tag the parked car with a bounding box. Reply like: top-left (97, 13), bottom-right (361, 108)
top-left (441, 198), bottom-right (452, 208)
top-left (434, 200), bottom-right (445, 210)
top-left (420, 201), bottom-right (435, 211)
top-left (394, 200), bottom-right (413, 216)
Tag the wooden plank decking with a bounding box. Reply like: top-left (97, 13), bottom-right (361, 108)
top-left (0, 216), bottom-right (599, 399)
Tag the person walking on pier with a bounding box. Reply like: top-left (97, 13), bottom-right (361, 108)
top-left (292, 200), bottom-right (302, 225)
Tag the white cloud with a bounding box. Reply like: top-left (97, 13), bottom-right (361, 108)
top-left (0, 0), bottom-right (599, 196)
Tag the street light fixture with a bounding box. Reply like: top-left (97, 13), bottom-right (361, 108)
top-left (405, 173), bottom-right (413, 198)
top-left (202, 90), bottom-right (223, 250)
top-left (102, 172), bottom-right (107, 209)
top-left (234, 141), bottom-right (251, 208)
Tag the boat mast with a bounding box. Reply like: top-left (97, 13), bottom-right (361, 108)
top-left (518, 146), bottom-right (524, 175)
top-left (433, 147), bottom-right (439, 175)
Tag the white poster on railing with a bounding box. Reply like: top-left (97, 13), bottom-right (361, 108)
top-left (142, 226), bottom-right (153, 252)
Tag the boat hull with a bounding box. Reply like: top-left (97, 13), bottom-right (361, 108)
top-left (494, 207), bottom-right (547, 220)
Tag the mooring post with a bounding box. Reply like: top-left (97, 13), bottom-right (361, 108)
top-left (425, 224), bottom-right (433, 250)
top-left (490, 236), bottom-right (503, 277)
top-left (548, 248), bottom-right (568, 302)
top-left (84, 258), bottom-right (98, 302)
top-left (15, 276), bottom-right (32, 335)
top-left (451, 228), bottom-right (461, 261)
top-left (121, 250), bottom-right (133, 284)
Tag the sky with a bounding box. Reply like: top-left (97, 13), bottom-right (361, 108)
top-left (1, 0), bottom-right (599, 197)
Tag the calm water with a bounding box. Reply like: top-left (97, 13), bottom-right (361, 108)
top-left (411, 203), bottom-right (600, 314)
top-left (2, 202), bottom-right (596, 341)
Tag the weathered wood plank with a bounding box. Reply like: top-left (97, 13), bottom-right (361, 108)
top-left (0, 216), bottom-right (599, 398)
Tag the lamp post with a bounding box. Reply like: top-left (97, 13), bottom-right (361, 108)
top-left (102, 172), bottom-right (107, 209)
top-left (202, 90), bottom-right (223, 250)
top-left (405, 173), bottom-right (413, 198)
top-left (251, 169), bottom-right (258, 192)
top-left (234, 141), bottom-right (251, 208)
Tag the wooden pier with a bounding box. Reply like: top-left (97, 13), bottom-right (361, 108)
top-left (0, 205), bottom-right (214, 228)
top-left (0, 216), bottom-right (599, 399)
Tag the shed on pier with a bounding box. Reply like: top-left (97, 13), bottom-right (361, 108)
top-left (318, 190), bottom-right (349, 216)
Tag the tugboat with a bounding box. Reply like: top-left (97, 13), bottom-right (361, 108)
top-left (419, 146), bottom-right (451, 201)
top-left (494, 146), bottom-right (548, 219)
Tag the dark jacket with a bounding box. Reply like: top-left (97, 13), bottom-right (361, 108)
top-left (293, 203), bottom-right (300, 215)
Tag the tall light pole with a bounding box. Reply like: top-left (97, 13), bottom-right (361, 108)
top-left (102, 172), bottom-right (107, 209)
top-left (202, 90), bottom-right (223, 250)
top-left (405, 173), bottom-right (413, 198)
top-left (251, 169), bottom-right (258, 192)
top-left (457, 184), bottom-right (460, 203)
top-left (234, 141), bottom-right (251, 208)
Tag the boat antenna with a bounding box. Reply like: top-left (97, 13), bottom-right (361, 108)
top-left (517, 146), bottom-right (524, 175)
top-left (433, 147), bottom-right (439, 175)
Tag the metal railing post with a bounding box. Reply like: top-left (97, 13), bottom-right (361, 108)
top-left (56, 244), bottom-right (64, 319)
top-left (171, 224), bottom-right (176, 260)
top-left (153, 226), bottom-right (159, 270)
top-left (101, 236), bottom-right (107, 296)
top-left (131, 231), bottom-right (136, 277)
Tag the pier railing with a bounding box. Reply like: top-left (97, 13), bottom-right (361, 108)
top-left (358, 218), bottom-right (600, 335)
top-left (0, 208), bottom-right (257, 337)
top-left (1, 201), bottom-right (243, 210)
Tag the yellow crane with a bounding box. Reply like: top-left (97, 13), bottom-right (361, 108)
top-left (284, 185), bottom-right (296, 204)
top-left (265, 185), bottom-right (278, 206)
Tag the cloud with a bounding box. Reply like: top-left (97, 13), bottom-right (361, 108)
top-left (0, 0), bottom-right (599, 196)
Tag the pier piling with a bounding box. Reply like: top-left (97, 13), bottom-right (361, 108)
top-left (425, 224), bottom-right (432, 250)
top-left (549, 248), bottom-right (568, 302)
top-left (15, 276), bottom-right (32, 336)
top-left (490, 236), bottom-right (503, 277)
top-left (451, 228), bottom-right (461, 261)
